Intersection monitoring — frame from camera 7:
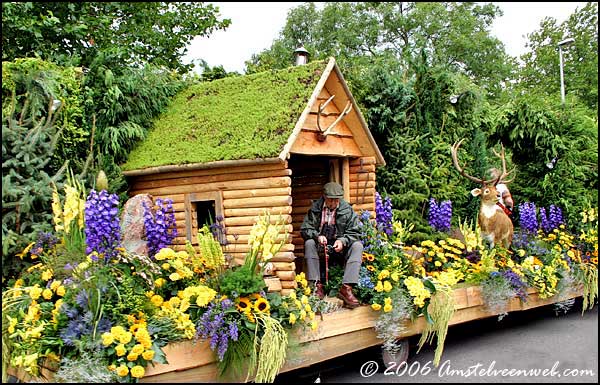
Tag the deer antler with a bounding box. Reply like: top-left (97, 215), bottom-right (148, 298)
top-left (491, 144), bottom-right (516, 185)
top-left (450, 139), bottom-right (485, 184)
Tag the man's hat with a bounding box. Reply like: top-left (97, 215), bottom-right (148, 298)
top-left (323, 182), bottom-right (344, 199)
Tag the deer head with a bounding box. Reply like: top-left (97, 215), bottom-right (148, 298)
top-left (450, 139), bottom-right (514, 248)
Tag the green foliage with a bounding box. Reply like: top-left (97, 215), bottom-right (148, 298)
top-left (122, 60), bottom-right (327, 170)
top-left (2, 61), bottom-right (71, 278)
top-left (489, 94), bottom-right (598, 226)
top-left (245, 2), bottom-right (514, 97)
top-left (2, 2), bottom-right (231, 74)
top-left (517, 2), bottom-right (598, 112)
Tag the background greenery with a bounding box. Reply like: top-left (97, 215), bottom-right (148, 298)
top-left (2, 2), bottom-right (597, 279)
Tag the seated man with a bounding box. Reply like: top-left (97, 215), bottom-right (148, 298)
top-left (300, 181), bottom-right (363, 308)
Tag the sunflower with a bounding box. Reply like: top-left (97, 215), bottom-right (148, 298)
top-left (254, 297), bottom-right (270, 313)
top-left (364, 253), bottom-right (375, 262)
top-left (236, 297), bottom-right (251, 312)
top-left (244, 309), bottom-right (256, 323)
top-left (366, 265), bottom-right (375, 272)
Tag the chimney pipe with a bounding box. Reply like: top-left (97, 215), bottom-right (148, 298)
top-left (294, 46), bottom-right (309, 66)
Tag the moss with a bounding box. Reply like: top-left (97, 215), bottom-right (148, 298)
top-left (121, 60), bottom-right (328, 171)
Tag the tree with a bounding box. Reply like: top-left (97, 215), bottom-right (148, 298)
top-left (2, 2), bottom-right (231, 74)
top-left (517, 2), bottom-right (598, 112)
top-left (245, 2), bottom-right (515, 97)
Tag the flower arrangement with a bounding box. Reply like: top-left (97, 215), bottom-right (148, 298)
top-left (2, 177), bottom-right (598, 383)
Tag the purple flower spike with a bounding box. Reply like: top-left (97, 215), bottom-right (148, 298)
top-left (85, 189), bottom-right (122, 262)
top-left (143, 198), bottom-right (177, 258)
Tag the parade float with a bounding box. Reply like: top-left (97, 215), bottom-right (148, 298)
top-left (3, 58), bottom-right (597, 383)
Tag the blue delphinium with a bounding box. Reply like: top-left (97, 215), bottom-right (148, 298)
top-left (548, 205), bottom-right (564, 231)
top-left (428, 198), bottom-right (452, 232)
top-left (539, 207), bottom-right (550, 234)
top-left (375, 192), bottom-right (393, 236)
top-left (358, 210), bottom-right (386, 253)
top-left (143, 198), bottom-right (178, 258)
top-left (85, 189), bottom-right (121, 262)
top-left (518, 202), bottom-right (538, 234)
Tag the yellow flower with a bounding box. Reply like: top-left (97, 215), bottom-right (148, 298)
top-left (50, 280), bottom-right (61, 291)
top-left (371, 303), bottom-right (382, 311)
top-left (310, 321), bottom-right (318, 331)
top-left (131, 365), bottom-right (145, 378)
top-left (169, 272), bottom-right (182, 281)
top-left (119, 331), bottom-right (133, 345)
top-left (151, 294), bottom-right (164, 307)
top-left (42, 288), bottom-right (53, 300)
top-left (142, 350), bottom-right (155, 361)
top-left (56, 286), bottom-right (66, 297)
top-left (383, 280), bottom-right (392, 292)
top-left (7, 315), bottom-right (18, 334)
top-left (127, 352), bottom-right (139, 361)
top-left (289, 313), bottom-right (297, 325)
top-left (115, 344), bottom-right (127, 356)
top-left (303, 287), bottom-right (311, 295)
top-left (101, 332), bottom-right (114, 346)
top-left (375, 281), bottom-right (383, 292)
top-left (116, 365), bottom-right (129, 377)
top-left (383, 304), bottom-right (393, 312)
top-left (29, 285), bottom-right (43, 300)
top-left (300, 295), bottom-right (309, 305)
top-left (390, 272), bottom-right (400, 282)
top-left (366, 265), bottom-right (375, 271)
top-left (236, 297), bottom-right (251, 312)
top-left (155, 278), bottom-right (166, 288)
top-left (194, 286), bottom-right (216, 307)
top-left (131, 344), bottom-right (145, 355)
top-left (378, 270), bottom-right (390, 280)
top-left (254, 297), bottom-right (270, 313)
top-left (41, 270), bottom-right (53, 281)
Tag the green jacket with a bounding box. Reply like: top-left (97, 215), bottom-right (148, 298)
top-left (300, 197), bottom-right (362, 247)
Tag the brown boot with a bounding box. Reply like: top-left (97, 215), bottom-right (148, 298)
top-left (337, 284), bottom-right (359, 309)
top-left (314, 282), bottom-right (325, 300)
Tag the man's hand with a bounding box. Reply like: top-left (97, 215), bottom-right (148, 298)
top-left (333, 239), bottom-right (344, 252)
top-left (317, 235), bottom-right (328, 245)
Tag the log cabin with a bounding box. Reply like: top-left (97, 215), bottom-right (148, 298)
top-left (121, 57), bottom-right (385, 294)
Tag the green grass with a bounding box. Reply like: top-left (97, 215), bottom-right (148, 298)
top-left (121, 60), bottom-right (327, 171)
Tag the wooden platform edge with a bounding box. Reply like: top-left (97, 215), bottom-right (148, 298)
top-left (6, 286), bottom-right (586, 383)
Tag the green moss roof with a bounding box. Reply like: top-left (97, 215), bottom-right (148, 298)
top-left (121, 60), bottom-right (328, 171)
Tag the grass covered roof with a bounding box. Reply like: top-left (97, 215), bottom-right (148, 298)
top-left (121, 60), bottom-right (328, 171)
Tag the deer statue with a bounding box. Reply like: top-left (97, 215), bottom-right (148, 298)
top-left (450, 139), bottom-right (515, 248)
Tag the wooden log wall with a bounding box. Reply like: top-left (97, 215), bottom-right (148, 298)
top-left (127, 161), bottom-right (297, 292)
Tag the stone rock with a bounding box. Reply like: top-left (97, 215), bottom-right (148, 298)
top-left (121, 194), bottom-right (153, 256)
